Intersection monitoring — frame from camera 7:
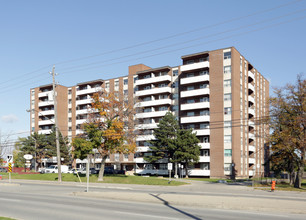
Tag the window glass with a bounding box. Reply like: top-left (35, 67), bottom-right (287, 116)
top-left (187, 111), bottom-right (195, 117)
top-left (224, 149), bottom-right (232, 156)
top-left (224, 52), bottom-right (231, 59)
top-left (224, 79), bottom-right (231, 87)
top-left (173, 70), bottom-right (178, 76)
top-left (224, 66), bottom-right (231, 74)
top-left (224, 93), bottom-right (232, 101)
top-left (224, 135), bottom-right (232, 143)
top-left (124, 79), bottom-right (128, 85)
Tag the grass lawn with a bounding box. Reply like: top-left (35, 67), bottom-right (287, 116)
top-left (253, 179), bottom-right (306, 192)
top-left (0, 172), bottom-right (186, 186)
top-left (0, 217), bottom-right (15, 220)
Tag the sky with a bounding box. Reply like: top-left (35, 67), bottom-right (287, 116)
top-left (0, 0), bottom-right (305, 147)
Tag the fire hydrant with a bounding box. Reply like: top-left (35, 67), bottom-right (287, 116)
top-left (271, 180), bottom-right (276, 192)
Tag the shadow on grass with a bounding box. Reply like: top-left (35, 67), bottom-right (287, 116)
top-left (150, 193), bottom-right (201, 220)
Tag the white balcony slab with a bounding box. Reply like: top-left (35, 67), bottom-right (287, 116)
top-left (136, 87), bottom-right (171, 97)
top-left (199, 143), bottom-right (210, 149)
top-left (135, 157), bottom-right (147, 163)
top-left (139, 99), bottom-right (171, 108)
top-left (248, 95), bottom-right (255, 104)
top-left (180, 75), bottom-right (209, 85)
top-left (135, 123), bottom-right (158, 130)
top-left (181, 102), bottom-right (209, 111)
top-left (224, 156), bottom-right (232, 163)
top-left (248, 120), bottom-right (255, 127)
top-left (180, 115), bottom-right (210, 123)
top-left (136, 110), bottom-right (168, 119)
top-left (136, 147), bottom-right (151, 152)
top-left (136, 135), bottom-right (155, 141)
top-left (76, 119), bottom-right (87, 125)
top-left (188, 169), bottom-right (210, 176)
top-left (180, 88), bottom-right (209, 98)
top-left (76, 109), bottom-right (89, 115)
top-left (193, 129), bottom-right (210, 136)
top-left (249, 170), bottom-right (254, 176)
top-left (38, 120), bottom-right (54, 126)
top-left (39, 110), bottom-right (54, 116)
top-left (248, 71), bottom-right (255, 80)
top-left (249, 108), bottom-right (255, 116)
top-left (38, 100), bottom-right (54, 107)
top-left (76, 87), bottom-right (102, 96)
top-left (38, 129), bottom-right (52, 135)
top-left (38, 91), bottom-right (52, 98)
top-left (249, 133), bottom-right (255, 140)
top-left (249, 145), bottom-right (255, 152)
top-left (76, 129), bottom-right (84, 135)
top-left (248, 83), bottom-right (255, 92)
top-left (180, 61), bottom-right (209, 72)
top-left (199, 156), bottom-right (210, 163)
top-left (76, 99), bottom-right (92, 105)
top-left (249, 158), bottom-right (255, 164)
top-left (135, 75), bottom-right (171, 86)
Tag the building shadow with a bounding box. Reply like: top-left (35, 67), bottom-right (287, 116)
top-left (149, 193), bottom-right (202, 220)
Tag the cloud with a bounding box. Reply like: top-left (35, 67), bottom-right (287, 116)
top-left (1, 114), bottom-right (19, 123)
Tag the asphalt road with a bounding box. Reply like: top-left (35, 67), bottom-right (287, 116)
top-left (0, 180), bottom-right (305, 220)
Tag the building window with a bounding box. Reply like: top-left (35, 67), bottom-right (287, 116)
top-left (187, 86), bottom-right (194, 91)
top-left (173, 70), bottom-right (178, 76)
top-left (186, 60), bottom-right (194, 64)
top-left (224, 121), bottom-right (231, 128)
top-left (199, 136), bottom-right (209, 143)
top-left (172, 105), bottom-right (179, 111)
top-left (201, 163), bottom-right (210, 170)
top-left (201, 149), bottom-right (210, 156)
top-left (159, 164), bottom-right (167, 170)
top-left (187, 111), bottom-right (195, 117)
top-left (68, 90), bottom-right (72, 95)
top-left (187, 99), bottom-right (195, 104)
top-left (199, 70), bottom-right (209, 75)
top-left (124, 154), bottom-right (129, 159)
top-left (224, 93), bottom-right (232, 101)
top-left (224, 79), bottom-right (231, 87)
top-left (224, 135), bottom-right (232, 143)
top-left (224, 107), bottom-right (232, 115)
top-left (134, 76), bottom-right (138, 83)
top-left (187, 73), bottom-right (194, 78)
top-left (200, 84), bottom-right (208, 89)
top-left (224, 66), bottom-right (231, 74)
top-left (105, 82), bottom-right (109, 88)
top-left (158, 106), bottom-right (168, 111)
top-left (200, 97), bottom-right (209, 102)
top-left (200, 123), bottom-right (209, 129)
top-left (144, 108), bottom-right (152, 113)
top-left (172, 81), bottom-right (178, 88)
top-left (224, 149), bottom-right (232, 157)
top-left (124, 79), bottom-right (128, 85)
top-left (172, 93), bottom-right (178, 100)
top-left (200, 110), bottom-right (210, 115)
top-left (224, 52), bottom-right (231, 60)
top-left (124, 90), bottom-right (128, 95)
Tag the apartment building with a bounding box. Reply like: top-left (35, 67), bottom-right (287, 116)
top-left (30, 47), bottom-right (269, 178)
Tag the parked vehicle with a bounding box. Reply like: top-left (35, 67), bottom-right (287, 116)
top-left (0, 167), bottom-right (7, 173)
top-left (45, 165), bottom-right (69, 173)
top-left (104, 166), bottom-right (125, 175)
top-left (89, 168), bottom-right (99, 174)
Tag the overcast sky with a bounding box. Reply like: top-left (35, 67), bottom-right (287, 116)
top-left (0, 0), bottom-right (305, 144)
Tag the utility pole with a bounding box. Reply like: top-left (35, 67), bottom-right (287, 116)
top-left (50, 65), bottom-right (62, 182)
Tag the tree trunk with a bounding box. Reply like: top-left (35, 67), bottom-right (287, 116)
top-left (98, 155), bottom-right (107, 181)
top-left (289, 171), bottom-right (295, 185)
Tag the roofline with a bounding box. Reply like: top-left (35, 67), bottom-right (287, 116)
top-left (136, 66), bottom-right (172, 74)
top-left (77, 79), bottom-right (104, 86)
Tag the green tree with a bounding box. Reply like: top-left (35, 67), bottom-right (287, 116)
top-left (269, 74), bottom-right (305, 188)
top-left (145, 112), bottom-right (200, 177)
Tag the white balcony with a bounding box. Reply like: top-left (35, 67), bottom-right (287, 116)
top-left (136, 87), bottom-right (171, 97)
top-left (248, 95), bottom-right (255, 104)
top-left (181, 61), bottom-right (209, 72)
top-left (135, 157), bottom-right (146, 163)
top-left (181, 115), bottom-right (210, 124)
top-left (249, 170), bottom-right (254, 176)
top-left (38, 120), bottom-right (54, 126)
top-left (199, 143), bottom-right (210, 149)
top-left (181, 102), bottom-right (209, 111)
top-left (76, 119), bottom-right (87, 125)
top-left (136, 110), bottom-right (168, 119)
top-left (249, 108), bottom-right (255, 116)
top-left (248, 120), bottom-right (255, 128)
top-left (38, 129), bottom-right (52, 135)
top-left (76, 87), bottom-right (102, 96)
top-left (138, 99), bottom-right (171, 108)
top-left (193, 129), bottom-right (210, 136)
top-left (248, 83), bottom-right (255, 92)
top-left (136, 147), bottom-right (151, 152)
top-left (135, 123), bottom-right (158, 130)
top-left (249, 133), bottom-right (255, 140)
top-left (38, 91), bottom-right (52, 98)
top-left (76, 99), bottom-right (92, 105)
top-left (199, 156), bottom-right (210, 163)
top-left (180, 75), bottom-right (209, 85)
top-left (136, 135), bottom-right (155, 141)
top-left (248, 71), bottom-right (255, 81)
top-left (180, 88), bottom-right (209, 98)
top-left (249, 145), bottom-right (255, 152)
top-left (135, 75), bottom-right (171, 86)
top-left (76, 129), bottom-right (84, 135)
top-left (39, 110), bottom-right (54, 116)
top-left (76, 109), bottom-right (89, 115)
top-left (188, 169), bottom-right (210, 176)
top-left (249, 158), bottom-right (255, 164)
top-left (38, 100), bottom-right (54, 107)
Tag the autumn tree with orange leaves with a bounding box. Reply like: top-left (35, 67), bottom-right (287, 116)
top-left (72, 90), bottom-right (136, 181)
top-left (269, 74), bottom-right (305, 188)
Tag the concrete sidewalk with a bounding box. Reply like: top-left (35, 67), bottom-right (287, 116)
top-left (73, 190), bottom-right (306, 214)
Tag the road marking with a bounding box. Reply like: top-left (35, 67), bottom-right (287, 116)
top-left (115, 211), bottom-right (182, 219)
top-left (0, 198), bottom-right (21, 203)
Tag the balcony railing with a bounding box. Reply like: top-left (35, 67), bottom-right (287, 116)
top-left (181, 61), bottom-right (209, 72)
top-left (180, 75), bottom-right (209, 85)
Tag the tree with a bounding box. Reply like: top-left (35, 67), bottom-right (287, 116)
top-left (145, 112), bottom-right (200, 177)
top-left (72, 90), bottom-right (136, 181)
top-left (269, 74), bottom-right (305, 188)
top-left (175, 128), bottom-right (200, 178)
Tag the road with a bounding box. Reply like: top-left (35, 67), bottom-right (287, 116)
top-left (0, 180), bottom-right (305, 220)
